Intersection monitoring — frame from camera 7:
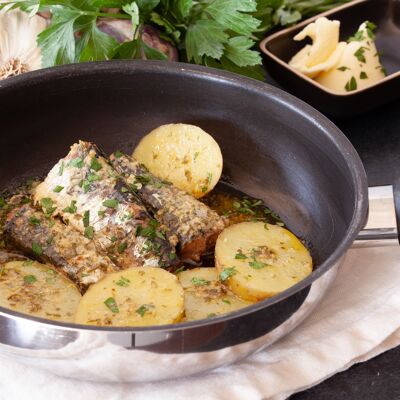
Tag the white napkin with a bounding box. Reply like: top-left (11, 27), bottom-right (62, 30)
top-left (1, 188), bottom-right (399, 400)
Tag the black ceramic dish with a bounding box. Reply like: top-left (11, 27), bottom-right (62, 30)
top-left (0, 61), bottom-right (368, 382)
top-left (260, 0), bottom-right (400, 118)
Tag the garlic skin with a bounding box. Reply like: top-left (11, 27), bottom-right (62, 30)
top-left (289, 17), bottom-right (346, 78)
top-left (316, 22), bottom-right (386, 93)
top-left (0, 10), bottom-right (46, 80)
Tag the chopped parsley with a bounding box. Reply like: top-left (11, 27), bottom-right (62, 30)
top-left (0, 196), bottom-right (6, 209)
top-left (118, 242), bottom-right (128, 253)
top-left (222, 299), bottom-right (231, 304)
top-left (168, 252), bottom-right (177, 260)
top-left (110, 235), bottom-right (118, 243)
top-left (115, 276), bottom-right (130, 287)
top-left (248, 247), bottom-right (267, 269)
top-left (347, 30), bottom-right (365, 42)
top-left (63, 200), bottom-right (77, 214)
top-left (365, 21), bottom-right (377, 39)
top-left (31, 242), bottom-right (43, 256)
top-left (345, 76), bottom-right (358, 92)
top-left (90, 157), bottom-right (102, 171)
top-left (207, 313), bottom-right (217, 318)
top-left (136, 303), bottom-right (154, 317)
top-left (23, 274), bottom-right (37, 284)
top-left (83, 210), bottom-right (90, 227)
top-left (235, 249), bottom-right (247, 260)
top-left (233, 197), bottom-right (262, 215)
top-left (193, 151), bottom-right (200, 161)
top-left (359, 71), bottom-right (368, 80)
top-left (102, 199), bottom-right (119, 208)
top-left (337, 66), bottom-right (350, 71)
top-left (69, 157), bottom-right (84, 168)
top-left (84, 226), bottom-right (94, 239)
top-left (40, 197), bottom-right (56, 217)
top-left (114, 150), bottom-right (123, 159)
top-left (201, 185), bottom-right (208, 193)
top-left (53, 185), bottom-right (64, 193)
top-left (191, 277), bottom-right (210, 286)
top-left (174, 265), bottom-right (186, 274)
top-left (249, 259), bottom-right (267, 269)
top-left (28, 216), bottom-right (41, 226)
top-left (22, 260), bottom-right (34, 267)
top-left (354, 47), bottom-right (367, 63)
top-left (98, 210), bottom-right (105, 217)
top-left (220, 267), bottom-right (237, 281)
top-left (87, 173), bottom-right (101, 182)
top-left (120, 186), bottom-right (129, 193)
top-left (58, 161), bottom-right (65, 176)
top-left (135, 219), bottom-right (163, 240)
top-left (104, 297), bottom-right (119, 313)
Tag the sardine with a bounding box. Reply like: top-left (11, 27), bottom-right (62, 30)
top-left (33, 141), bottom-right (178, 269)
top-left (109, 152), bottom-right (226, 261)
top-left (4, 204), bottom-right (118, 291)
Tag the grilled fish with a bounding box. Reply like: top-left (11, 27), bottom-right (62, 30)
top-left (33, 141), bottom-right (178, 269)
top-left (109, 152), bottom-right (226, 261)
top-left (4, 204), bottom-right (117, 291)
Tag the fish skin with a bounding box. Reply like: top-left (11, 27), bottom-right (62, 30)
top-left (33, 141), bottom-right (178, 269)
top-left (109, 152), bottom-right (226, 261)
top-left (4, 204), bottom-right (118, 292)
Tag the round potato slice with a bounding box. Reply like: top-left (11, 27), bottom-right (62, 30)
top-left (133, 123), bottom-right (223, 198)
top-left (215, 222), bottom-right (312, 301)
top-left (178, 267), bottom-right (253, 321)
top-left (0, 260), bottom-right (81, 322)
top-left (75, 267), bottom-right (184, 327)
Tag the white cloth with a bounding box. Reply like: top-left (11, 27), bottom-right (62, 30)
top-left (1, 187), bottom-right (399, 400)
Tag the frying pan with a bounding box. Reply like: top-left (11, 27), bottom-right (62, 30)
top-left (0, 61), bottom-right (368, 382)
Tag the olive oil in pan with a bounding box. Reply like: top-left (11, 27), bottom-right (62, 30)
top-left (199, 182), bottom-right (286, 269)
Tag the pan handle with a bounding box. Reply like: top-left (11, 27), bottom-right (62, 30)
top-left (356, 182), bottom-right (400, 244)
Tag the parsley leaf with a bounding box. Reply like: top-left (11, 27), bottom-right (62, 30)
top-left (204, 0), bottom-right (259, 37)
top-left (32, 242), bottom-right (43, 256)
top-left (345, 76), bottom-right (357, 92)
top-left (37, 8), bottom-right (80, 67)
top-left (136, 303), bottom-right (154, 317)
top-left (24, 274), bottom-right (37, 284)
top-left (104, 297), bottom-right (119, 313)
top-left (191, 277), bottom-right (210, 286)
top-left (103, 199), bottom-right (119, 208)
top-left (224, 36), bottom-right (261, 67)
top-left (220, 267), bottom-right (237, 281)
top-left (186, 19), bottom-right (228, 63)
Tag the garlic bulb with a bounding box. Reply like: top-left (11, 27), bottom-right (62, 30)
top-left (0, 9), bottom-right (46, 80)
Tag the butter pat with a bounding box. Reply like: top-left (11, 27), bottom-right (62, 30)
top-left (289, 17), bottom-right (346, 78)
top-left (289, 18), bottom-right (385, 93)
top-left (316, 22), bottom-right (385, 93)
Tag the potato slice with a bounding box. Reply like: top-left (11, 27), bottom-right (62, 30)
top-left (178, 267), bottom-right (252, 321)
top-left (133, 123), bottom-right (223, 198)
top-left (215, 222), bottom-right (312, 301)
top-left (0, 260), bottom-right (81, 322)
top-left (75, 267), bottom-right (184, 327)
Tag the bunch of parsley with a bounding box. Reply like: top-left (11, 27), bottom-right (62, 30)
top-left (1, 0), bottom-right (351, 80)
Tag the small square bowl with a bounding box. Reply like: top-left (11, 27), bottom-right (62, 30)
top-left (260, 0), bottom-right (400, 118)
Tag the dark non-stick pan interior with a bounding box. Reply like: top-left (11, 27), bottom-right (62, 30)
top-left (0, 61), bottom-right (366, 270)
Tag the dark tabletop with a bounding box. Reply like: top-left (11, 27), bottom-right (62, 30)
top-left (263, 75), bottom-right (400, 398)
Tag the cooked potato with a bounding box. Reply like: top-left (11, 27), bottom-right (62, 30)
top-left (75, 267), bottom-right (184, 326)
top-left (0, 260), bottom-right (81, 322)
top-left (215, 222), bottom-right (312, 301)
top-left (133, 123), bottom-right (223, 198)
top-left (178, 267), bottom-right (252, 321)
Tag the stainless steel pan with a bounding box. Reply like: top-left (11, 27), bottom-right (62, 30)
top-left (0, 61), bottom-right (371, 382)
